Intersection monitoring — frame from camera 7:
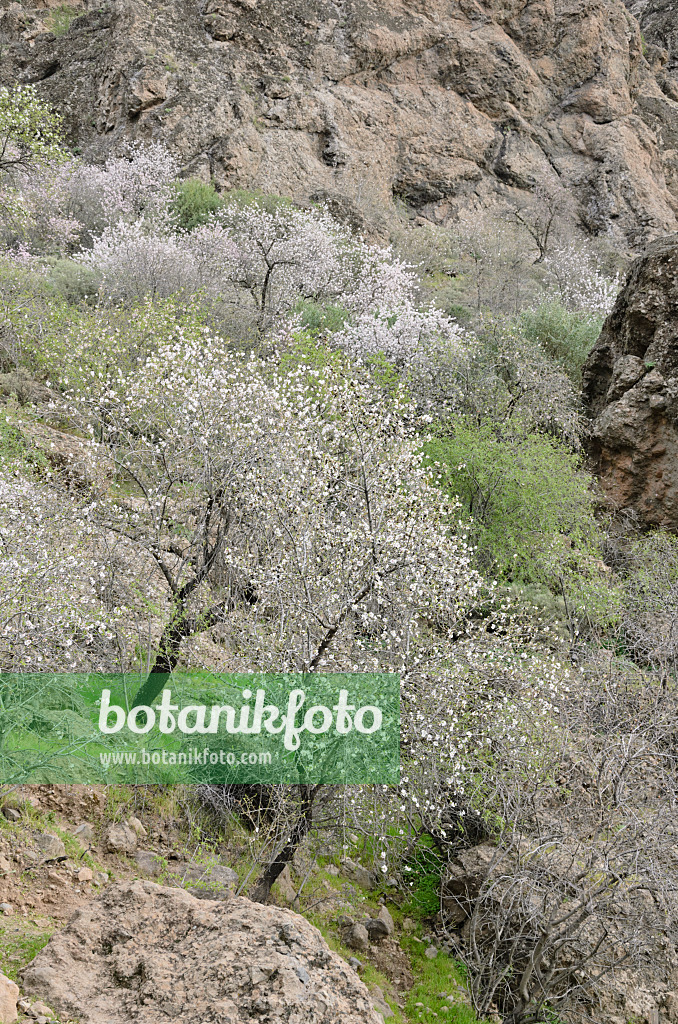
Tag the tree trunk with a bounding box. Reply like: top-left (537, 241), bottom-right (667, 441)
top-left (131, 606), bottom-right (193, 708)
top-left (250, 784), bottom-right (320, 904)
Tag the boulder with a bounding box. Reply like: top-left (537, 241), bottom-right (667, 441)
top-left (168, 860), bottom-right (238, 899)
top-left (102, 823), bottom-right (137, 855)
top-left (20, 880), bottom-right (383, 1024)
top-left (346, 923), bottom-right (370, 951)
top-left (365, 918), bottom-right (390, 942)
top-left (583, 234), bottom-right (678, 530)
top-left (0, 972), bottom-right (19, 1024)
top-left (132, 849), bottom-right (164, 878)
top-left (72, 823), bottom-right (94, 845)
top-left (33, 833), bottom-right (66, 862)
top-left (377, 905), bottom-right (395, 936)
top-left (339, 857), bottom-right (375, 890)
top-left (442, 844), bottom-right (498, 923)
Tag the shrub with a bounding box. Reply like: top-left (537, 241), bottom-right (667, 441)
top-left (44, 258), bottom-right (100, 304)
top-left (77, 220), bottom-right (191, 301)
top-left (0, 86), bottom-right (65, 173)
top-left (294, 299), bottom-right (348, 335)
top-left (520, 300), bottom-right (603, 383)
top-left (427, 420), bottom-right (599, 585)
top-left (170, 179), bottom-right (223, 231)
top-left (46, 4), bottom-right (80, 37)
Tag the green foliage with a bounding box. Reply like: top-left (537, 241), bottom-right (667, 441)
top-left (46, 4), bottom-right (80, 36)
top-left (0, 268), bottom-right (213, 392)
top-left (0, 411), bottom-right (47, 474)
top-left (0, 85), bottom-right (66, 172)
top-left (220, 186), bottom-right (294, 214)
top-left (294, 298), bottom-right (348, 335)
top-left (0, 922), bottom-right (52, 982)
top-left (427, 420), bottom-right (599, 586)
top-left (520, 300), bottom-right (603, 383)
top-left (170, 178), bottom-right (224, 231)
top-left (402, 933), bottom-right (480, 1024)
top-left (402, 835), bottom-right (443, 917)
top-left (44, 258), bottom-right (100, 305)
top-left (278, 329), bottom-right (350, 379)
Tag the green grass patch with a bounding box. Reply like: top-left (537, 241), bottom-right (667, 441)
top-left (46, 4), bottom-right (81, 36)
top-left (0, 917), bottom-right (52, 982)
top-left (401, 835), bottom-right (443, 918)
top-left (402, 934), bottom-right (481, 1023)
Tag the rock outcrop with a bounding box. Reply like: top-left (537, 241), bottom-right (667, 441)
top-left (20, 879), bottom-right (383, 1024)
top-left (583, 233), bottom-right (678, 530)
top-left (1, 0), bottom-right (677, 247)
top-left (625, 0), bottom-right (678, 77)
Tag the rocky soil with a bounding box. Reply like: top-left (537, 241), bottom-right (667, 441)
top-left (583, 232), bottom-right (678, 530)
top-left (0, 0), bottom-right (677, 247)
top-left (0, 786), bottom-right (435, 1024)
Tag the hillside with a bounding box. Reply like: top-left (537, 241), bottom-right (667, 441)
top-left (1, 3), bottom-right (678, 1024)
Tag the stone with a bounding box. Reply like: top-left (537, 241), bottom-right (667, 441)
top-left (169, 860), bottom-right (238, 899)
top-left (348, 957), bottom-right (362, 970)
top-left (425, 947), bottom-right (438, 959)
top-left (0, 903), bottom-right (13, 915)
top-left (665, 992), bottom-right (678, 1022)
top-left (30, 1004), bottom-right (54, 1020)
top-left (73, 823), bottom-right (94, 844)
top-left (33, 834), bottom-right (66, 862)
top-left (2, 807), bottom-right (20, 822)
top-left (75, 868), bottom-right (93, 883)
top-left (325, 864), bottom-right (340, 876)
top-left (346, 923), bottom-right (370, 951)
top-left (20, 880), bottom-right (383, 1024)
top-left (365, 918), bottom-right (390, 942)
top-left (133, 849), bottom-right (164, 878)
top-left (370, 985), bottom-right (394, 1019)
top-left (377, 905), bottom-right (395, 936)
top-left (273, 864), bottom-right (297, 904)
top-left (92, 871), bottom-right (109, 887)
top-left (340, 857), bottom-right (374, 889)
top-left (403, 917), bottom-right (416, 932)
top-left (0, 972), bottom-right (19, 1024)
top-left (0, 855), bottom-right (10, 875)
top-left (442, 844), bottom-right (497, 923)
top-left (102, 823), bottom-right (137, 855)
top-left (583, 234), bottom-right (678, 530)
top-left (126, 817), bottom-right (147, 838)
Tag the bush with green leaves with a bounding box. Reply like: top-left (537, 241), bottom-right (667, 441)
top-left (0, 262), bottom-right (214, 390)
top-left (520, 299), bottom-right (603, 383)
top-left (0, 85), bottom-right (65, 173)
top-left (170, 178), bottom-right (223, 231)
top-left (426, 420), bottom-right (600, 586)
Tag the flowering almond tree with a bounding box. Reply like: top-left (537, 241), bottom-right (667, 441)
top-left (62, 332), bottom-right (484, 897)
top-left (68, 334), bottom-right (482, 698)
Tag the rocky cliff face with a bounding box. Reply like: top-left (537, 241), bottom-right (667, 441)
top-left (583, 232), bottom-right (678, 530)
top-left (624, 0), bottom-right (678, 77)
top-left (1, 0), bottom-right (678, 247)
